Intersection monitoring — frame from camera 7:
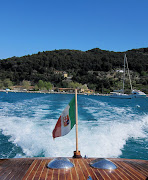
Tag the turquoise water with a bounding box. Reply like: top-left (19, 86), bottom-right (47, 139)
top-left (0, 92), bottom-right (148, 160)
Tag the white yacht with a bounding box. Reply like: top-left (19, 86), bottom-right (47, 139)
top-left (110, 54), bottom-right (146, 99)
top-left (131, 89), bottom-right (146, 98)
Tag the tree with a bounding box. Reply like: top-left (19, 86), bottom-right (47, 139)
top-left (34, 84), bottom-right (39, 91)
top-left (0, 48), bottom-right (147, 93)
top-left (22, 80), bottom-right (31, 90)
top-left (68, 81), bottom-right (87, 89)
top-left (3, 79), bottom-right (13, 89)
top-left (38, 80), bottom-right (44, 90)
top-left (0, 80), bottom-right (3, 89)
top-left (88, 83), bottom-right (96, 90)
top-left (45, 82), bottom-right (52, 91)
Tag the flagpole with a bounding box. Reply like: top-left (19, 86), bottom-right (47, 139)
top-left (75, 88), bottom-right (78, 153)
top-left (73, 89), bottom-right (82, 158)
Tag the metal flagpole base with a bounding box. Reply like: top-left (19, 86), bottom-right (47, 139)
top-left (73, 151), bottom-right (82, 158)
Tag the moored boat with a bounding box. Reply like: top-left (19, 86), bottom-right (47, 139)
top-left (110, 54), bottom-right (146, 99)
top-left (131, 89), bottom-right (147, 98)
top-left (110, 92), bottom-right (133, 99)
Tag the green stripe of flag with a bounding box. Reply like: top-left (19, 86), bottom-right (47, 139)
top-left (69, 96), bottom-right (75, 129)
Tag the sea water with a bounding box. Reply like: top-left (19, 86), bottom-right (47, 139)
top-left (0, 92), bottom-right (148, 160)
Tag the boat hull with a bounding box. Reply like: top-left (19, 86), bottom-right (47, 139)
top-left (110, 93), bottom-right (132, 99)
top-left (0, 157), bottom-right (148, 179)
top-left (110, 92), bottom-right (147, 99)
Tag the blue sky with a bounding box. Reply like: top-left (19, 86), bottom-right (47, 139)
top-left (0, 0), bottom-right (148, 59)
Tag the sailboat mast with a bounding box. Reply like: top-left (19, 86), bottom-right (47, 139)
top-left (123, 54), bottom-right (126, 94)
top-left (126, 56), bottom-right (133, 92)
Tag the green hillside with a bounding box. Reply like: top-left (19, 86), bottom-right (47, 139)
top-left (0, 48), bottom-right (148, 93)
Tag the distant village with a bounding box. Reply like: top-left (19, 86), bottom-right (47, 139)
top-left (0, 66), bottom-right (146, 95)
top-left (0, 70), bottom-right (95, 95)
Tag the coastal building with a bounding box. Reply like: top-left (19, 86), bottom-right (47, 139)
top-left (54, 70), bottom-right (68, 78)
top-left (81, 89), bottom-right (94, 94)
top-left (58, 88), bottom-right (94, 94)
top-left (63, 72), bottom-right (68, 78)
top-left (58, 88), bottom-right (75, 93)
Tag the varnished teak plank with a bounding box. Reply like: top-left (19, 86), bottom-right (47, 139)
top-left (0, 158), bottom-right (147, 180)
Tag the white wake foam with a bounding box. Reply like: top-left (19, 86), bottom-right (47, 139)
top-left (0, 95), bottom-right (148, 158)
top-left (0, 113), bottom-right (147, 158)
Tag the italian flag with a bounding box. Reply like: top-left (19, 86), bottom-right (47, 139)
top-left (52, 96), bottom-right (75, 138)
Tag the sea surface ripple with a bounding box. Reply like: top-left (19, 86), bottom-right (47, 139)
top-left (0, 92), bottom-right (148, 160)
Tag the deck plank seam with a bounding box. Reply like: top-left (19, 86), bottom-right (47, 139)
top-left (1, 160), bottom-right (23, 180)
top-left (122, 161), bottom-right (147, 179)
top-left (2, 170), bottom-right (12, 180)
top-left (69, 167), bottom-right (73, 180)
top-left (58, 169), bottom-right (60, 180)
top-left (0, 160), bottom-right (14, 176)
top-left (4, 160), bottom-right (23, 180)
top-left (97, 169), bottom-right (109, 180)
top-left (17, 160), bottom-right (31, 180)
top-left (115, 161), bottom-right (140, 180)
top-left (113, 161), bottom-right (136, 180)
top-left (81, 159), bottom-right (91, 178)
top-left (45, 167), bottom-right (49, 180)
top-left (51, 169), bottom-right (54, 180)
top-left (45, 159), bottom-right (53, 180)
top-left (38, 160), bottom-right (47, 180)
top-left (32, 160), bottom-right (43, 180)
top-left (23, 159), bottom-right (38, 180)
top-left (9, 160), bottom-right (28, 180)
top-left (112, 161), bottom-right (132, 180)
top-left (110, 169), bottom-right (124, 180)
top-left (78, 159), bottom-right (89, 179)
top-left (114, 168), bottom-right (129, 180)
top-left (121, 161), bottom-right (145, 180)
top-left (0, 160), bottom-right (15, 180)
top-left (86, 159), bottom-right (100, 180)
top-left (103, 169), bottom-right (119, 180)
top-left (126, 162), bottom-right (148, 176)
top-left (71, 159), bottom-right (79, 180)
top-left (63, 169), bottom-right (66, 180)
top-left (83, 159), bottom-right (99, 180)
top-left (77, 158), bottom-right (87, 179)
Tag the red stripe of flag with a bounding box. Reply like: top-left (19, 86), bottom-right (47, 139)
top-left (52, 116), bottom-right (61, 138)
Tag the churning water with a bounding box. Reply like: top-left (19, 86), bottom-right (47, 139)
top-left (0, 92), bottom-right (148, 160)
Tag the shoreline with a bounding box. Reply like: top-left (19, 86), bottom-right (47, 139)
top-left (0, 89), bottom-right (110, 96)
top-left (0, 90), bottom-right (148, 97)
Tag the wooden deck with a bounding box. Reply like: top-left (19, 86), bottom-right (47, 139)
top-left (0, 158), bottom-right (148, 180)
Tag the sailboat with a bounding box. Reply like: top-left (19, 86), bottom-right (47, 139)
top-left (110, 54), bottom-right (146, 99)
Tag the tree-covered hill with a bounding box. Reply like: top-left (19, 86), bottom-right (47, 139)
top-left (0, 48), bottom-right (148, 93)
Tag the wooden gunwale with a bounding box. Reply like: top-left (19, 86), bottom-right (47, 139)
top-left (0, 157), bottom-right (147, 180)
